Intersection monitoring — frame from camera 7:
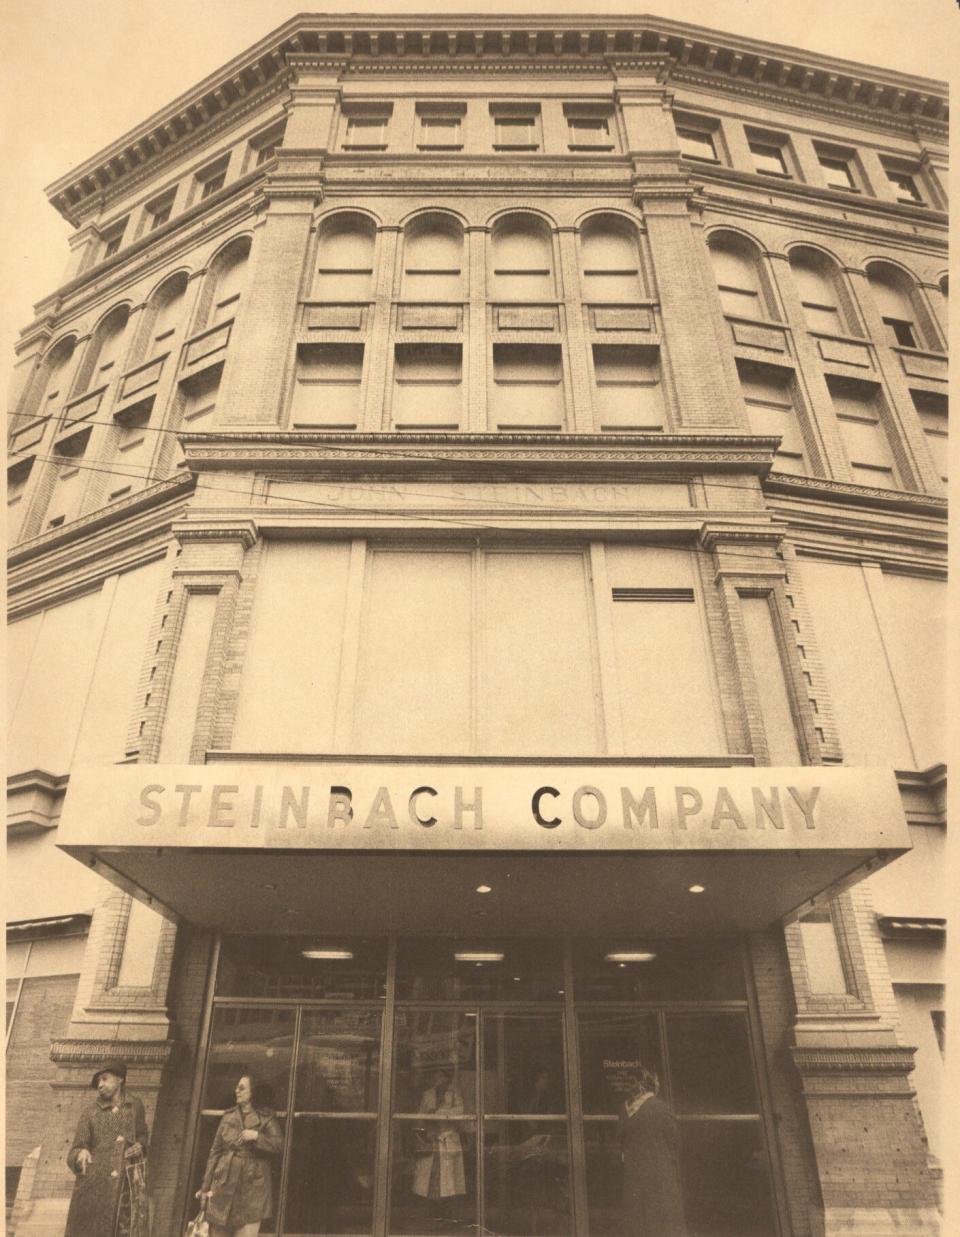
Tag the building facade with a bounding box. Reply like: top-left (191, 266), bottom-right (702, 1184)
top-left (5, 14), bottom-right (948, 1237)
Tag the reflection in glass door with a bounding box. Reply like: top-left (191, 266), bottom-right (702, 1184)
top-left (188, 938), bottom-right (781, 1237)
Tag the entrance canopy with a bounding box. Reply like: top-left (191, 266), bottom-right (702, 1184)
top-left (57, 760), bottom-right (909, 936)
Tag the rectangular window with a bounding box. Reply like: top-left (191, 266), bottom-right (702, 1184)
top-left (343, 112), bottom-right (391, 150)
top-left (827, 375), bottom-right (899, 489)
top-left (738, 361), bottom-right (807, 473)
top-left (592, 344), bottom-right (664, 431)
top-left (199, 168), bottom-right (226, 199)
top-left (566, 112), bottom-right (615, 151)
top-left (882, 316), bottom-right (918, 348)
top-left (882, 162), bottom-right (924, 203)
top-left (290, 343), bottom-right (364, 429)
top-left (817, 152), bottom-right (856, 191)
top-left (101, 219), bottom-right (128, 258)
top-left (146, 193), bottom-right (175, 230)
top-left (392, 343), bottom-right (462, 429)
top-left (911, 390), bottom-right (948, 483)
top-left (416, 107), bottom-right (464, 150)
top-left (491, 343), bottom-right (564, 430)
top-left (748, 137), bottom-right (790, 178)
top-left (677, 126), bottom-right (719, 163)
top-left (491, 108), bottom-right (540, 151)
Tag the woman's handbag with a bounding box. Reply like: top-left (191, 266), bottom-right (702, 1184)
top-left (185, 1207), bottom-right (209, 1237)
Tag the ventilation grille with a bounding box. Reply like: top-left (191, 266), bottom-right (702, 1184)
top-left (612, 587), bottom-right (694, 603)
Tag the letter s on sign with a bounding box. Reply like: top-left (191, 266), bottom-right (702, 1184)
top-left (138, 784), bottom-right (164, 827)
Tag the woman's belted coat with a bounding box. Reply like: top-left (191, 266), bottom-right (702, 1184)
top-left (201, 1106), bottom-right (283, 1229)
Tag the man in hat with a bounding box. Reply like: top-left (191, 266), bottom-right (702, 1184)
top-left (65, 1060), bottom-right (150, 1237)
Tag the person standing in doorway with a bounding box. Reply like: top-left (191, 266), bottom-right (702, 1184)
top-left (198, 1072), bottom-right (284, 1237)
top-left (65, 1060), bottom-right (150, 1237)
top-left (618, 1068), bottom-right (688, 1237)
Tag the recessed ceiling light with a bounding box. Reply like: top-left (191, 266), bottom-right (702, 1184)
top-left (476, 884), bottom-right (492, 894)
top-left (605, 951), bottom-right (657, 963)
top-left (301, 948), bottom-right (354, 960)
top-left (455, 951), bottom-right (505, 963)
top-left (688, 883), bottom-right (706, 894)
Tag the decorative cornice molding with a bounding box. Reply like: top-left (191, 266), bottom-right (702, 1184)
top-left (178, 430), bottom-right (781, 478)
top-left (43, 15), bottom-right (946, 224)
top-left (791, 1044), bottom-right (918, 1074)
top-left (50, 1039), bottom-right (178, 1071)
top-left (171, 519), bottom-right (258, 549)
top-left (8, 475), bottom-right (192, 570)
top-left (763, 471), bottom-right (947, 518)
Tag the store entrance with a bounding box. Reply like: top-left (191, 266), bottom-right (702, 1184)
top-left (187, 936), bottom-right (780, 1237)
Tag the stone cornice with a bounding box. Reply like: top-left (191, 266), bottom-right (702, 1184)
top-left (763, 471), bottom-right (947, 519)
top-left (791, 1044), bottom-right (918, 1074)
top-left (691, 168), bottom-right (948, 252)
top-left (50, 1039), bottom-right (177, 1071)
top-left (178, 430), bottom-right (781, 478)
top-left (6, 476), bottom-right (189, 619)
top-left (43, 14), bottom-right (946, 225)
top-left (671, 64), bottom-right (947, 139)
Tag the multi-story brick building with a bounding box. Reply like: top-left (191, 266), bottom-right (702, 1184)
top-left (5, 14), bottom-right (948, 1237)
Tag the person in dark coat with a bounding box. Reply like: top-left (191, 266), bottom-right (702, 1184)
top-left (618, 1068), bottom-right (688, 1237)
top-left (198, 1073), bottom-right (284, 1237)
top-left (65, 1060), bottom-right (150, 1237)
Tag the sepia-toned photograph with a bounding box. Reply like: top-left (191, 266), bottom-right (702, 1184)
top-left (3, 2), bottom-right (952, 1236)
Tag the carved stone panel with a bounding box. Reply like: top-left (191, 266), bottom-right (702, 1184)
top-left (817, 337), bottom-right (872, 368)
top-left (899, 350), bottom-right (948, 382)
top-left (731, 321), bottom-right (787, 353)
top-left (400, 305), bottom-right (462, 330)
top-left (305, 305), bottom-right (365, 330)
top-left (496, 306), bottom-right (558, 331)
top-left (592, 307), bottom-right (653, 332)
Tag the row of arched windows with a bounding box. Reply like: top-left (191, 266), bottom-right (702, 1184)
top-left (314, 210), bottom-right (648, 301)
top-left (20, 237), bottom-right (251, 424)
top-left (706, 230), bottom-right (947, 352)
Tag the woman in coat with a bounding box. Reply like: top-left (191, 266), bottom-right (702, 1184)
top-left (618, 1069), bottom-right (688, 1237)
top-left (198, 1074), bottom-right (283, 1237)
top-left (411, 1068), bottom-right (466, 1203)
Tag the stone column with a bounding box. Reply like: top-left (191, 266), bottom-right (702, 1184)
top-left (215, 62), bottom-right (342, 427)
top-left (555, 227), bottom-right (595, 432)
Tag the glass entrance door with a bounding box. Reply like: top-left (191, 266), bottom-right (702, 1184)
top-left (187, 936), bottom-right (781, 1237)
top-left (389, 1008), bottom-right (572, 1237)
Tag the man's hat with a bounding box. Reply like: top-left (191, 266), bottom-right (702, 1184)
top-left (91, 1060), bottom-right (128, 1089)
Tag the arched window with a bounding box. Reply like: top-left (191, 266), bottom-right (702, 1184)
top-left (579, 216), bottom-right (644, 301)
top-left (865, 263), bottom-right (921, 349)
top-left (21, 336), bottom-right (76, 423)
top-left (77, 306), bottom-right (130, 395)
top-left (490, 214), bottom-right (555, 300)
top-left (789, 249), bottom-right (847, 334)
top-left (708, 234), bottom-right (766, 319)
top-left (208, 240), bottom-right (250, 327)
top-left (146, 273), bottom-right (188, 359)
top-left (402, 215), bottom-right (463, 300)
top-left (315, 213), bottom-right (376, 300)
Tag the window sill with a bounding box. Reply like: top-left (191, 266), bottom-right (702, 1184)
top-left (568, 144), bottom-right (617, 152)
top-left (493, 144), bottom-right (540, 152)
top-left (416, 144), bottom-right (464, 152)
